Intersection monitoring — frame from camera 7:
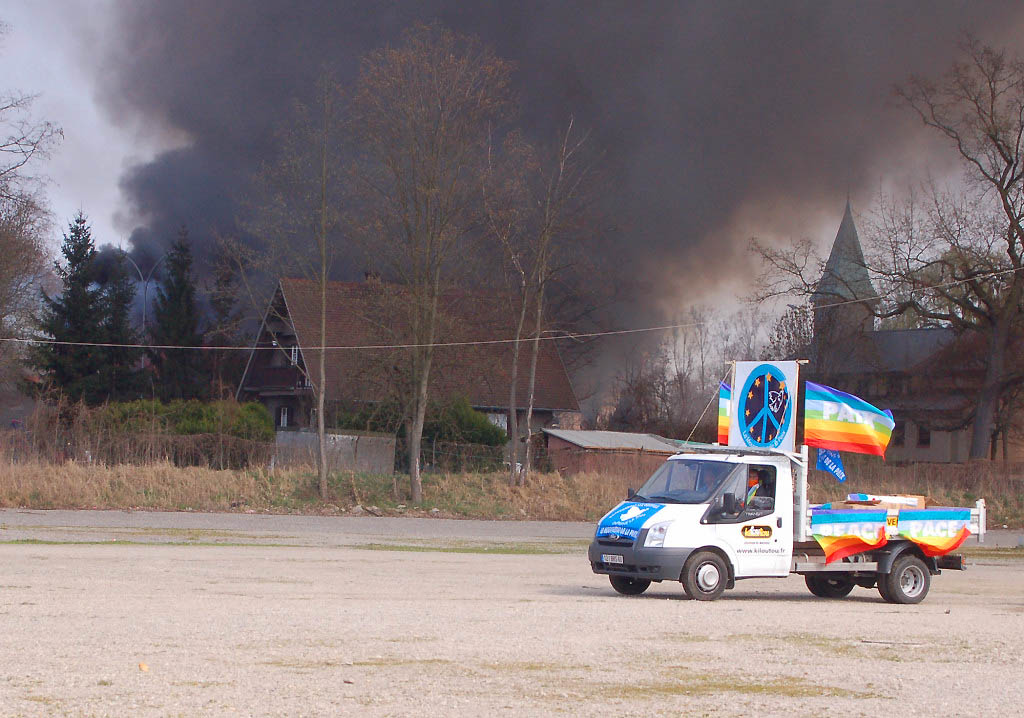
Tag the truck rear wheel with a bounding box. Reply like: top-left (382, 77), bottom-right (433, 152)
top-left (804, 574), bottom-right (855, 598)
top-left (681, 551), bottom-right (727, 601)
top-left (880, 555), bottom-right (930, 604)
top-left (609, 576), bottom-right (651, 595)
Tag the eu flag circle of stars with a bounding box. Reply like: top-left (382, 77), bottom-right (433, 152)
top-left (738, 367), bottom-right (791, 447)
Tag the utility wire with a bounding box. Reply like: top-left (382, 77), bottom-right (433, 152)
top-left (3, 263), bottom-right (1021, 352)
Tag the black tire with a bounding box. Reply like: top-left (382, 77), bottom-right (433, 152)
top-left (804, 574), bottom-right (856, 598)
top-left (681, 551), bottom-right (728, 601)
top-left (609, 575), bottom-right (651, 596)
top-left (881, 555), bottom-right (930, 604)
top-left (877, 578), bottom-right (893, 603)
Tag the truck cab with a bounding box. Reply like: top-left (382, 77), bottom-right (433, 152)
top-left (589, 451), bottom-right (794, 599)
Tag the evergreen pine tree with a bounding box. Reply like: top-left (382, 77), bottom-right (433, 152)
top-left (98, 254), bottom-right (143, 400)
top-left (32, 212), bottom-right (107, 404)
top-left (149, 227), bottom-right (206, 400)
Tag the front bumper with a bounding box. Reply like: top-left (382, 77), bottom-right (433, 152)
top-left (588, 538), bottom-right (693, 582)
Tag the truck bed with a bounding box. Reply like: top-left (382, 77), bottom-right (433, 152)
top-left (794, 500), bottom-right (986, 561)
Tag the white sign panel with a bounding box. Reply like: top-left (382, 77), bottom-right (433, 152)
top-left (728, 360), bottom-right (800, 452)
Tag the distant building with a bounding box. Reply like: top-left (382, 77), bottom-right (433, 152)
top-left (541, 428), bottom-right (679, 483)
top-left (809, 202), bottom-right (996, 462)
top-left (237, 278), bottom-right (581, 440)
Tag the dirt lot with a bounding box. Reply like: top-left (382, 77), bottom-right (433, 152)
top-left (1, 511), bottom-right (1022, 717)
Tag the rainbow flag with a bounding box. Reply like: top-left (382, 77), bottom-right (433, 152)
top-left (717, 382), bottom-right (730, 444)
top-left (810, 509), bottom-right (889, 563)
top-left (804, 381), bottom-right (895, 457)
top-left (896, 509), bottom-right (972, 557)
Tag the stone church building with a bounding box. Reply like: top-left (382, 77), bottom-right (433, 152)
top-left (808, 202), bottom-right (996, 463)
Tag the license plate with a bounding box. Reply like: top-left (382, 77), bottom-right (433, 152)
top-left (601, 554), bottom-right (624, 564)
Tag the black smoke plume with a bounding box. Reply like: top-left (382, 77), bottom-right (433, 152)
top-left (99, 0), bottom-right (1024, 320)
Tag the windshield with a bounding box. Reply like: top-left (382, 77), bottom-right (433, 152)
top-left (635, 459), bottom-right (741, 504)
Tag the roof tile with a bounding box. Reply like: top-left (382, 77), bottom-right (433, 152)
top-left (279, 278), bottom-right (579, 412)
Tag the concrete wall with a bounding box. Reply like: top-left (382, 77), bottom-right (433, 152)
top-left (274, 430), bottom-right (395, 474)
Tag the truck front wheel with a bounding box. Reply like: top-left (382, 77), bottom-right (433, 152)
top-left (880, 555), bottom-right (930, 604)
top-left (804, 574), bottom-right (855, 598)
top-left (609, 576), bottom-right (651, 595)
top-left (681, 551), bottom-right (728, 601)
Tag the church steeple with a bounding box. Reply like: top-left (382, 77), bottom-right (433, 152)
top-left (812, 202), bottom-right (878, 349)
top-left (813, 200), bottom-right (877, 305)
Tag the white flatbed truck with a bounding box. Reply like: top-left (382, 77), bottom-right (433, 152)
top-left (588, 443), bottom-right (986, 603)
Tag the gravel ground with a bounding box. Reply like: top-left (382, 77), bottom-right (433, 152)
top-left (1, 510), bottom-right (1022, 717)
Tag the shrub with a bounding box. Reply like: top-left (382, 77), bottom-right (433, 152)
top-left (84, 399), bottom-right (274, 441)
top-left (331, 396), bottom-right (508, 447)
top-left (172, 400), bottom-right (216, 434)
top-left (331, 401), bottom-right (403, 435)
top-left (426, 396), bottom-right (508, 447)
top-left (233, 402), bottom-right (275, 442)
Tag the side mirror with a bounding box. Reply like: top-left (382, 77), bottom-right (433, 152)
top-left (627, 487), bottom-right (636, 500)
top-left (723, 492), bottom-right (737, 514)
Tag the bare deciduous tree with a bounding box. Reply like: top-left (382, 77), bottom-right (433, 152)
top-left (1, 24), bottom-right (61, 387)
top-left (482, 131), bottom-right (533, 484)
top-left (519, 120), bottom-right (596, 481)
top-left (882, 40), bottom-right (1024, 457)
top-left (234, 71), bottom-right (347, 499)
top-left (1, 79), bottom-right (61, 199)
top-left (600, 307), bottom-right (766, 441)
top-left (350, 23), bottom-right (514, 503)
top-left (763, 302), bottom-right (814, 362)
top-left (483, 119), bottom-right (598, 484)
top-left (0, 192), bottom-right (49, 385)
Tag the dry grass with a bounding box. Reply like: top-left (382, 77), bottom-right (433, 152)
top-left (0, 460), bottom-right (628, 520)
top-left (0, 460), bottom-right (306, 512)
top-left (0, 454), bottom-right (1020, 526)
top-left (419, 470), bottom-right (630, 520)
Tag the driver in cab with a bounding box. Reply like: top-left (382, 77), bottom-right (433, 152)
top-left (743, 468), bottom-right (774, 511)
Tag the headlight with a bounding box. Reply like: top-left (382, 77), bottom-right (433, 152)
top-left (644, 521), bottom-right (673, 548)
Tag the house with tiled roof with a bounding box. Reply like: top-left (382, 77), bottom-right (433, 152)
top-left (236, 277), bottom-right (580, 440)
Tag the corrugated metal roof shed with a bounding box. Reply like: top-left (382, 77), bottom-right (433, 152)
top-left (542, 429), bottom-right (679, 453)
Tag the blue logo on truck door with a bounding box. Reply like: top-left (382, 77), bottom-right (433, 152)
top-left (596, 502), bottom-right (664, 540)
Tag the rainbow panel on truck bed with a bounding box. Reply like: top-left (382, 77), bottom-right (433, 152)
top-left (809, 506), bottom-right (972, 563)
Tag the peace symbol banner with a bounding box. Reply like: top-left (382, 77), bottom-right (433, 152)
top-left (728, 361), bottom-right (800, 452)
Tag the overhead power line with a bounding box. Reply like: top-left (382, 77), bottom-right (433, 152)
top-left (2, 264), bottom-right (1022, 352)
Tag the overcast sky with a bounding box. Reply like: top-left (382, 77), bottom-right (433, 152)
top-left (4, 1), bottom-right (180, 254)
top-left (5, 1), bottom-right (1024, 323)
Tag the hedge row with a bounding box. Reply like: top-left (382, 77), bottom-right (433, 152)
top-left (90, 400), bottom-right (274, 442)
